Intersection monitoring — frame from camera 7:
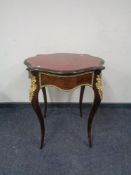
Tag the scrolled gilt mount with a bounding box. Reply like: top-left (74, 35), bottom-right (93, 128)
top-left (95, 74), bottom-right (103, 99)
top-left (29, 75), bottom-right (37, 101)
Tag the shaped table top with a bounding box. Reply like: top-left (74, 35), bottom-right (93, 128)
top-left (24, 53), bottom-right (105, 75)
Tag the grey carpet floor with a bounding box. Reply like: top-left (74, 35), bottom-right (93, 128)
top-left (0, 104), bottom-right (131, 175)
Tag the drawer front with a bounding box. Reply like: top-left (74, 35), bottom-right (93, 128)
top-left (39, 72), bottom-right (94, 90)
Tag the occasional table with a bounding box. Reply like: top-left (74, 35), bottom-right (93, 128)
top-left (24, 53), bottom-right (105, 149)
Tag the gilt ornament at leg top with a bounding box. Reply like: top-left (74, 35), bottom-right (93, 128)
top-left (29, 75), bottom-right (37, 101)
top-left (95, 74), bottom-right (103, 99)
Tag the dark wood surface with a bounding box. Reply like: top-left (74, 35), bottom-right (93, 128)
top-left (79, 85), bottom-right (85, 118)
top-left (42, 87), bottom-right (47, 118)
top-left (24, 53), bottom-right (105, 74)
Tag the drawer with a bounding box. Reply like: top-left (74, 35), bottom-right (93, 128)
top-left (39, 72), bottom-right (94, 90)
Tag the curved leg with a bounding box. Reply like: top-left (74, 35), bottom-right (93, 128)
top-left (29, 75), bottom-right (45, 149)
top-left (42, 87), bottom-right (47, 118)
top-left (79, 85), bottom-right (85, 118)
top-left (88, 73), bottom-right (102, 147)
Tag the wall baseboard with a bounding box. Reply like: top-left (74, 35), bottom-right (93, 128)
top-left (0, 102), bottom-right (131, 108)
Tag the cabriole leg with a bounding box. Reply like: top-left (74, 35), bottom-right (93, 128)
top-left (29, 74), bottom-right (45, 149)
top-left (88, 73), bottom-right (103, 147)
top-left (42, 87), bottom-right (47, 118)
top-left (79, 85), bottom-right (85, 118)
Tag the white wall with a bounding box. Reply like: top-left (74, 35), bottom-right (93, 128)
top-left (0, 0), bottom-right (131, 103)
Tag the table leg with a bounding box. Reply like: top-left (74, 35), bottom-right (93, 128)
top-left (29, 75), bottom-right (45, 149)
top-left (88, 73), bottom-right (102, 147)
top-left (79, 85), bottom-right (85, 118)
top-left (42, 87), bottom-right (47, 118)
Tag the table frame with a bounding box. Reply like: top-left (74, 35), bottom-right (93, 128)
top-left (28, 69), bottom-right (103, 149)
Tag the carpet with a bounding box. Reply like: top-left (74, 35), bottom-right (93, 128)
top-left (0, 104), bottom-right (131, 175)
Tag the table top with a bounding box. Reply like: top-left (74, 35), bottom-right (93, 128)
top-left (24, 53), bottom-right (105, 75)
